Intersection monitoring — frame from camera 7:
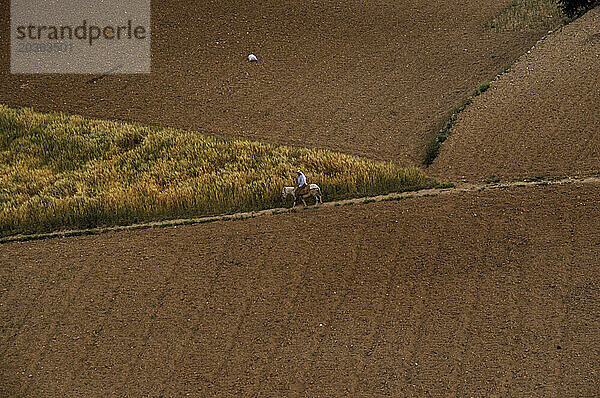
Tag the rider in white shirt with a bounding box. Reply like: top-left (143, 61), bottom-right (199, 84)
top-left (296, 170), bottom-right (308, 197)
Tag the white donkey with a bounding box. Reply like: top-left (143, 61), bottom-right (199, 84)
top-left (282, 184), bottom-right (322, 207)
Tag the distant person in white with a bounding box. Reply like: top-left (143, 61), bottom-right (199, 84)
top-left (295, 170), bottom-right (309, 197)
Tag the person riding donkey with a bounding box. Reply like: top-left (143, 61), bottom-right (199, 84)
top-left (281, 170), bottom-right (322, 206)
top-left (295, 170), bottom-right (309, 198)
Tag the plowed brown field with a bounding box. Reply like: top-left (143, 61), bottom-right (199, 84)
top-left (3, 1), bottom-right (600, 396)
top-left (431, 7), bottom-right (600, 180)
top-left (0, 0), bottom-right (545, 164)
top-left (2, 182), bottom-right (600, 396)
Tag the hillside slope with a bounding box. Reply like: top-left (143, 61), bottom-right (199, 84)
top-left (431, 6), bottom-right (600, 180)
top-left (2, 182), bottom-right (599, 396)
top-left (0, 0), bottom-right (545, 164)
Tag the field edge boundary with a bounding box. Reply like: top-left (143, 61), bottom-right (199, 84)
top-left (423, 14), bottom-right (580, 166)
top-left (2, 174), bottom-right (599, 244)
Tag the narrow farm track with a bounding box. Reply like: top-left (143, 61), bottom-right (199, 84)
top-left (2, 174), bottom-right (599, 244)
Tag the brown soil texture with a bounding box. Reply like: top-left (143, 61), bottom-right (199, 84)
top-left (2, 182), bottom-right (600, 396)
top-left (431, 7), bottom-right (600, 181)
top-left (0, 1), bottom-right (544, 164)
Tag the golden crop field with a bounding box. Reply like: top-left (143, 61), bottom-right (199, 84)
top-left (0, 105), bottom-right (437, 237)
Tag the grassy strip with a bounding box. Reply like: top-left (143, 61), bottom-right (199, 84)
top-left (486, 0), bottom-right (566, 32)
top-left (0, 211), bottom-right (265, 244)
top-left (0, 105), bottom-right (438, 237)
top-left (424, 80), bottom-right (493, 166)
top-left (424, 0), bottom-right (571, 167)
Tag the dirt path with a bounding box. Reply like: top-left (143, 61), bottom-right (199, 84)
top-left (3, 174), bottom-right (598, 244)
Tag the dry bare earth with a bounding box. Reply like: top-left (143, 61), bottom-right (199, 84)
top-left (3, 2), bottom-right (600, 396)
top-left (2, 182), bottom-right (600, 396)
top-left (431, 6), bottom-right (600, 181)
top-left (0, 0), bottom-right (545, 164)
